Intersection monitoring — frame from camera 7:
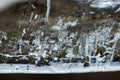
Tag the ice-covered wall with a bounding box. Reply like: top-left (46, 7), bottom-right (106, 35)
top-left (0, 0), bottom-right (120, 67)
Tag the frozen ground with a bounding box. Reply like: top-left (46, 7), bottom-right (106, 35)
top-left (0, 62), bottom-right (120, 74)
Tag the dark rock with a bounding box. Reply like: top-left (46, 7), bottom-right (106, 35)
top-left (83, 62), bottom-right (90, 67)
top-left (83, 56), bottom-right (90, 62)
top-left (113, 54), bottom-right (120, 62)
top-left (96, 47), bottom-right (106, 56)
top-left (35, 57), bottom-right (50, 67)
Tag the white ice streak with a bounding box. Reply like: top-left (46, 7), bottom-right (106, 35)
top-left (115, 7), bottom-right (120, 13)
top-left (0, 31), bottom-right (7, 46)
top-left (45, 0), bottom-right (51, 24)
top-left (22, 28), bottom-right (26, 37)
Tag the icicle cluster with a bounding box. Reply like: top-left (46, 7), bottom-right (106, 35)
top-left (0, 18), bottom-right (120, 67)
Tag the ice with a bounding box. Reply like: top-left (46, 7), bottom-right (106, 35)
top-left (45, 0), bottom-right (51, 24)
top-left (57, 17), bottom-right (63, 27)
top-left (0, 0), bottom-right (120, 73)
top-left (22, 28), bottom-right (26, 37)
top-left (0, 31), bottom-right (7, 46)
top-left (53, 57), bottom-right (58, 61)
top-left (115, 7), bottom-right (120, 13)
top-left (90, 0), bottom-right (120, 9)
top-left (29, 12), bottom-right (34, 23)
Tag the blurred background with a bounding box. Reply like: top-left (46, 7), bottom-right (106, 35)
top-left (0, 0), bottom-right (25, 11)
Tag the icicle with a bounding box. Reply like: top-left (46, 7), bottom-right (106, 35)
top-left (34, 14), bottom-right (38, 20)
top-left (0, 31), bottom-right (7, 46)
top-left (45, 0), bottom-right (51, 24)
top-left (18, 38), bottom-right (23, 54)
top-left (85, 36), bottom-right (89, 56)
top-left (22, 28), bottom-right (26, 37)
top-left (18, 45), bottom-right (22, 54)
top-left (29, 12), bottom-right (34, 23)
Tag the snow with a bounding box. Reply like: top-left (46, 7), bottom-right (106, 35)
top-left (0, 63), bottom-right (120, 74)
top-left (51, 25), bottom-right (62, 31)
top-left (19, 56), bottom-right (28, 60)
top-left (115, 7), bottom-right (120, 13)
top-left (34, 14), bottom-right (39, 20)
top-left (41, 50), bottom-right (48, 58)
top-left (63, 20), bottom-right (78, 29)
top-left (0, 53), bottom-right (28, 58)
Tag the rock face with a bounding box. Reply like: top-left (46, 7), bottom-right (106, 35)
top-left (0, 0), bottom-right (120, 66)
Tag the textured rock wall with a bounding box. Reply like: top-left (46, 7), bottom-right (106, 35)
top-left (0, 0), bottom-right (120, 65)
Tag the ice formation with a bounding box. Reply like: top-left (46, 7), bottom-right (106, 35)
top-left (45, 0), bottom-right (51, 24)
top-left (90, 0), bottom-right (120, 9)
top-left (0, 0), bottom-right (120, 74)
top-left (0, 31), bottom-right (7, 46)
